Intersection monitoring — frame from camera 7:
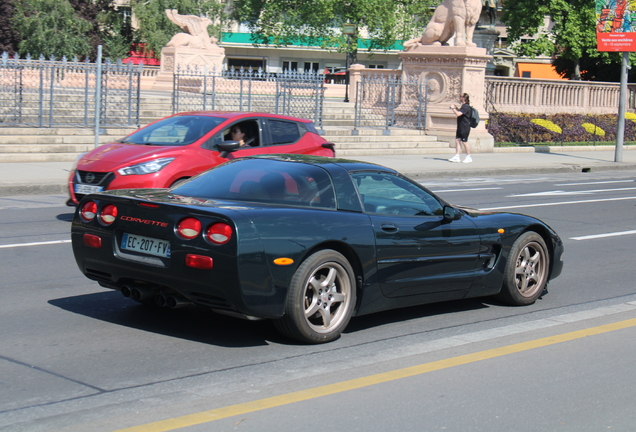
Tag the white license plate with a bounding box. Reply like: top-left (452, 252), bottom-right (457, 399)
top-left (75, 184), bottom-right (103, 194)
top-left (121, 233), bottom-right (171, 258)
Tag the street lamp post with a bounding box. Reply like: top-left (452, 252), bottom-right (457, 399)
top-left (342, 23), bottom-right (356, 103)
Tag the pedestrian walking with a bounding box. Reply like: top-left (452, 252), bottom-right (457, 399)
top-left (448, 93), bottom-right (472, 163)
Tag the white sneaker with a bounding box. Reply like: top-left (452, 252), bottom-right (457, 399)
top-left (462, 155), bottom-right (473, 163)
top-left (448, 154), bottom-right (461, 163)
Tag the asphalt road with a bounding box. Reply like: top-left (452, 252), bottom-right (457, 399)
top-left (1, 169), bottom-right (635, 431)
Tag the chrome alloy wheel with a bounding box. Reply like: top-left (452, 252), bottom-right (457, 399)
top-left (515, 241), bottom-right (548, 299)
top-left (303, 261), bottom-right (352, 334)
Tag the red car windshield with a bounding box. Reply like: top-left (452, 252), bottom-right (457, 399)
top-left (118, 115), bottom-right (227, 146)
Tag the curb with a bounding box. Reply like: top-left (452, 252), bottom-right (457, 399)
top-left (399, 162), bottom-right (636, 180)
top-left (492, 145), bottom-right (636, 153)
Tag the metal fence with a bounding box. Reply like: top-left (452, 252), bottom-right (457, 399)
top-left (353, 73), bottom-right (428, 131)
top-left (0, 52), bottom-right (141, 128)
top-left (173, 67), bottom-right (326, 127)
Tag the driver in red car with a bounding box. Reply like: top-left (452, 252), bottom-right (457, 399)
top-left (230, 125), bottom-right (251, 147)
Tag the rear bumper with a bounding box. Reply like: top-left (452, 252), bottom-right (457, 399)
top-left (71, 227), bottom-right (284, 319)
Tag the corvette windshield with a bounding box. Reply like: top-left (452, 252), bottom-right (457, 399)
top-left (171, 159), bottom-right (337, 209)
top-left (119, 115), bottom-right (226, 146)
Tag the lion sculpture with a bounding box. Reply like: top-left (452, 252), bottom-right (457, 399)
top-left (404, 0), bottom-right (482, 50)
top-left (165, 9), bottom-right (218, 50)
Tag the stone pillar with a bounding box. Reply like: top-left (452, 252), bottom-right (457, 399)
top-left (152, 45), bottom-right (226, 91)
top-left (348, 64), bottom-right (366, 102)
top-left (399, 46), bottom-right (494, 152)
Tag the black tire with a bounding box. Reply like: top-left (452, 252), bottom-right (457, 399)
top-left (496, 231), bottom-right (550, 305)
top-left (274, 250), bottom-right (356, 344)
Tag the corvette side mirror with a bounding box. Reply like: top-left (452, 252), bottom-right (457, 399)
top-left (443, 205), bottom-right (461, 221)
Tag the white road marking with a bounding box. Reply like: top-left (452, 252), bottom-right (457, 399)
top-left (479, 195), bottom-right (636, 211)
top-left (420, 177), bottom-right (550, 188)
top-left (570, 230), bottom-right (636, 241)
top-left (0, 240), bottom-right (72, 249)
top-left (432, 187), bottom-right (502, 193)
top-left (555, 180), bottom-right (635, 186)
top-left (508, 190), bottom-right (589, 197)
top-left (509, 186), bottom-right (636, 197)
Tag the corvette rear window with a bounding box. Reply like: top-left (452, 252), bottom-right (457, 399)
top-left (171, 159), bottom-right (336, 209)
top-left (119, 115), bottom-right (226, 146)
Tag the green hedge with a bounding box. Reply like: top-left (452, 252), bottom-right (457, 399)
top-left (486, 113), bottom-right (636, 144)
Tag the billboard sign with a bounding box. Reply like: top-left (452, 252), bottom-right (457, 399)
top-left (596, 0), bottom-right (636, 51)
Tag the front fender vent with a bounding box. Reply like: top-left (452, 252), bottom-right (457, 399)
top-left (481, 244), bottom-right (502, 270)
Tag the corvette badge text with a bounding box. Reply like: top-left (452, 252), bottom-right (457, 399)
top-left (120, 216), bottom-right (169, 227)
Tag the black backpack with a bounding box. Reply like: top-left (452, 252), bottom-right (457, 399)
top-left (470, 107), bottom-right (480, 128)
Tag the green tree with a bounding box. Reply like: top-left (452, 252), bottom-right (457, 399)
top-left (552, 50), bottom-right (636, 81)
top-left (0, 0), bottom-right (20, 54)
top-left (12, 0), bottom-right (93, 59)
top-left (232, 0), bottom-right (435, 60)
top-left (131, 0), bottom-right (230, 59)
top-left (68, 0), bottom-right (133, 60)
top-left (501, 0), bottom-right (601, 79)
top-left (97, 7), bottom-right (134, 60)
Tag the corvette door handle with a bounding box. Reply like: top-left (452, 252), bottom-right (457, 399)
top-left (380, 223), bottom-right (399, 233)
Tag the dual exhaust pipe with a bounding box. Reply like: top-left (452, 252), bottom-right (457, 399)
top-left (154, 292), bottom-right (190, 309)
top-left (120, 285), bottom-right (191, 309)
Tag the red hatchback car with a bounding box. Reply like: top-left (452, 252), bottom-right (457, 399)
top-left (67, 112), bottom-right (335, 205)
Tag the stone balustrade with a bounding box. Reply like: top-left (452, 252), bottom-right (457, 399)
top-left (484, 76), bottom-right (635, 114)
top-left (350, 64), bottom-right (636, 115)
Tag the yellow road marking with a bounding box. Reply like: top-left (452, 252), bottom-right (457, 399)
top-left (115, 317), bottom-right (636, 432)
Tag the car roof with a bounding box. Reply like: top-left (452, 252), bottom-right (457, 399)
top-left (244, 154), bottom-right (398, 174)
top-left (172, 111), bottom-right (314, 123)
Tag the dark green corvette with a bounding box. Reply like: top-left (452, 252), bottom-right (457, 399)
top-left (71, 155), bottom-right (564, 344)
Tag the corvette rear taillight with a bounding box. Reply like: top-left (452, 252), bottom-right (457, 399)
top-left (205, 223), bottom-right (233, 245)
top-left (80, 201), bottom-right (98, 222)
top-left (83, 233), bottom-right (102, 248)
top-left (185, 254), bottom-right (214, 270)
top-left (99, 204), bottom-right (118, 225)
top-left (177, 218), bottom-right (202, 240)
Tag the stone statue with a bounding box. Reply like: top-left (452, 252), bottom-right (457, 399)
top-left (483, 0), bottom-right (497, 26)
top-left (165, 9), bottom-right (218, 50)
top-left (404, 0), bottom-right (483, 49)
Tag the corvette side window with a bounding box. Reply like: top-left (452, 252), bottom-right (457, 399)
top-left (352, 172), bottom-right (443, 216)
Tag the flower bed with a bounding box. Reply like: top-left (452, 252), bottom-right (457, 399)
top-left (487, 112), bottom-right (636, 144)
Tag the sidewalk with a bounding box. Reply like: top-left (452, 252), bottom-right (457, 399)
top-left (355, 147), bottom-right (636, 180)
top-left (1, 148), bottom-right (635, 198)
